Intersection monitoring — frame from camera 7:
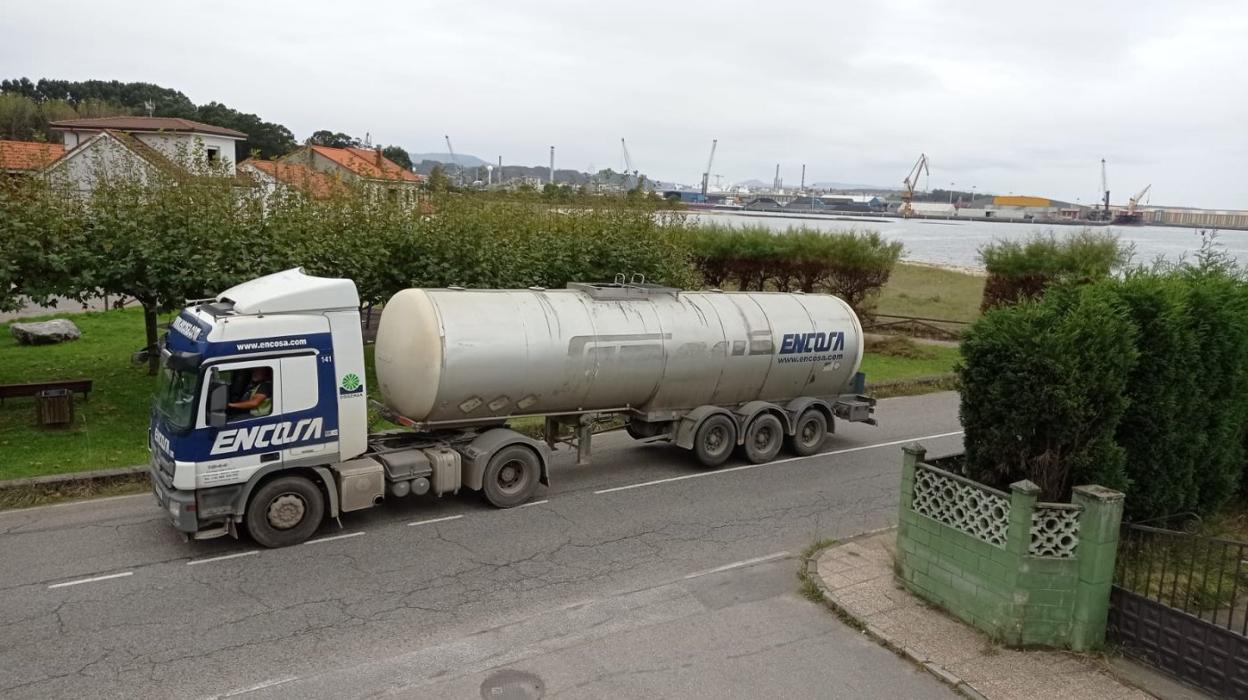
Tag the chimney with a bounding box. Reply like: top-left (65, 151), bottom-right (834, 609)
top-left (375, 146), bottom-right (383, 168)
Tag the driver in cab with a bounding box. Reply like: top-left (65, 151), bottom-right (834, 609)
top-left (228, 367), bottom-right (272, 419)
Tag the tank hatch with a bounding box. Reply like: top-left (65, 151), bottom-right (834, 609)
top-left (567, 277), bottom-right (680, 300)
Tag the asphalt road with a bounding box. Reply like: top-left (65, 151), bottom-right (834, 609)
top-left (0, 392), bottom-right (964, 699)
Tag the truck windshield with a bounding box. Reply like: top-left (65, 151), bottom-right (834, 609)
top-left (155, 362), bottom-right (199, 433)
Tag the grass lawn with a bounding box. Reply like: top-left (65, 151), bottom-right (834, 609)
top-left (1, 308), bottom-right (159, 479)
top-left (876, 262), bottom-right (985, 323)
top-left (1, 305), bottom-right (959, 479)
top-left (860, 336), bottom-right (960, 384)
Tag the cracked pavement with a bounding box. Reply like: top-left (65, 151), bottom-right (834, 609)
top-left (0, 392), bottom-right (962, 699)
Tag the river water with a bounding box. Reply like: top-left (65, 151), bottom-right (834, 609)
top-left (691, 210), bottom-right (1248, 270)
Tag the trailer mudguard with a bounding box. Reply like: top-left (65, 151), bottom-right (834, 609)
top-left (783, 397), bottom-right (835, 434)
top-left (674, 405), bottom-right (737, 450)
top-left (459, 428), bottom-right (552, 491)
top-left (732, 401), bottom-right (792, 442)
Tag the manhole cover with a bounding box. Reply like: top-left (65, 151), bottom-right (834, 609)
top-left (480, 669), bottom-right (544, 700)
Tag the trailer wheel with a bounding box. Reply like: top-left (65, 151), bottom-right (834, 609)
top-left (693, 413), bottom-right (737, 468)
top-left (482, 445), bottom-right (541, 508)
top-left (786, 409), bottom-right (828, 457)
top-left (245, 475), bottom-right (325, 548)
top-left (740, 413), bottom-right (784, 464)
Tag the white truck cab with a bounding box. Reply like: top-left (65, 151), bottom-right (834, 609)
top-left (150, 269), bottom-right (371, 543)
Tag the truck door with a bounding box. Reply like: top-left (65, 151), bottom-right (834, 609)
top-left (197, 359), bottom-right (285, 487)
top-left (279, 354), bottom-right (336, 465)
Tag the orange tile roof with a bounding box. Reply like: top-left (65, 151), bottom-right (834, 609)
top-left (308, 145), bottom-right (422, 182)
top-left (243, 159), bottom-right (348, 198)
top-left (0, 140), bottom-right (66, 172)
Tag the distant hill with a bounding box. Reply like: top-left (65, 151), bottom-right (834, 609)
top-left (410, 152), bottom-right (491, 168)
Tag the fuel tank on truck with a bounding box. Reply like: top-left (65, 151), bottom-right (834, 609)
top-left (373, 282), bottom-right (864, 425)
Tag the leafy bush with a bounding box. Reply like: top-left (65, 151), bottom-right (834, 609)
top-left (961, 240), bottom-right (1248, 517)
top-left (979, 230), bottom-right (1130, 310)
top-left (689, 224), bottom-right (902, 314)
top-left (959, 283), bottom-right (1137, 499)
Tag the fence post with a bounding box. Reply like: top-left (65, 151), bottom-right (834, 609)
top-left (899, 443), bottom-right (925, 516)
top-left (1003, 479), bottom-right (1040, 644)
top-left (896, 444), bottom-right (926, 582)
top-left (1006, 479), bottom-right (1039, 557)
top-left (1069, 484), bottom-right (1125, 651)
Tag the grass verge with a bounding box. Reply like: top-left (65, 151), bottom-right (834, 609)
top-left (0, 472), bottom-right (149, 510)
top-left (876, 262), bottom-right (985, 323)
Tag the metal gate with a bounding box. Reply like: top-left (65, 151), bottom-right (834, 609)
top-left (1108, 524), bottom-right (1248, 699)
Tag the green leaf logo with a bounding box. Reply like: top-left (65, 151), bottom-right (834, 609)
top-left (341, 373), bottom-right (361, 391)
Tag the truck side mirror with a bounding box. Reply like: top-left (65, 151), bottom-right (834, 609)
top-left (207, 374), bottom-right (229, 428)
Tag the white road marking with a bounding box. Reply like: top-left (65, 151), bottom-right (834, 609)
top-left (303, 531), bottom-right (365, 545)
top-left (683, 551), bottom-right (792, 580)
top-left (406, 514), bottom-right (464, 527)
top-left (517, 499), bottom-right (550, 508)
top-left (48, 571), bottom-right (133, 589)
top-left (219, 675), bottom-right (298, 697)
top-left (594, 430), bottom-right (964, 495)
top-left (187, 550), bottom-right (259, 566)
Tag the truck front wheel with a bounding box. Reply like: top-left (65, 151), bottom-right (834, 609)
top-left (245, 475), bottom-right (325, 548)
top-left (482, 445), bottom-right (541, 508)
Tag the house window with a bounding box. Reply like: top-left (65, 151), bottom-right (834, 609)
top-left (206, 147), bottom-right (220, 164)
top-left (387, 187), bottom-right (398, 203)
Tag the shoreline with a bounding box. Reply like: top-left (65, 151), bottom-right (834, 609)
top-left (899, 259), bottom-right (986, 277)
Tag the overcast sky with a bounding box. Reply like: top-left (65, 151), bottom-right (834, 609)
top-left (4, 0), bottom-right (1246, 208)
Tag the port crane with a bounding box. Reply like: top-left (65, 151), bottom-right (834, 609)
top-left (700, 139), bottom-right (718, 198)
top-left (1099, 158), bottom-right (1111, 221)
top-left (899, 153), bottom-right (930, 217)
top-left (621, 138), bottom-right (639, 187)
top-left (444, 135), bottom-right (461, 185)
top-left (1111, 183), bottom-right (1152, 224)
top-left (1127, 183), bottom-right (1151, 214)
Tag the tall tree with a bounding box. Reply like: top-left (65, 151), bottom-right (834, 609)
top-left (195, 101), bottom-right (296, 160)
top-left (308, 130), bottom-right (359, 149)
top-left (382, 145), bottom-right (412, 170)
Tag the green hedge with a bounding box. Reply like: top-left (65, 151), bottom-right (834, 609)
top-left (959, 284), bottom-right (1136, 499)
top-left (690, 224), bottom-right (902, 314)
top-left (960, 248), bottom-right (1248, 518)
top-left (979, 230), bottom-right (1130, 311)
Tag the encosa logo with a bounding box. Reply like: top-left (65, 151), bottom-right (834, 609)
top-left (210, 417), bottom-right (324, 455)
top-left (153, 430), bottom-right (171, 454)
top-left (779, 331), bottom-right (845, 355)
top-left (171, 315), bottom-right (203, 342)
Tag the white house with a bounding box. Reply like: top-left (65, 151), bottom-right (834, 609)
top-left (43, 116), bottom-right (248, 193)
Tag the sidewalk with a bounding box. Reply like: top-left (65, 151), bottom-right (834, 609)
top-left (806, 532), bottom-right (1150, 700)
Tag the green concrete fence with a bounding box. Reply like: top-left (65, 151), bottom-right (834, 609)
top-left (896, 443), bottom-right (1125, 651)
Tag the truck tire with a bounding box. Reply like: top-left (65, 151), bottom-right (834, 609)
top-left (482, 445), bottom-right (541, 508)
top-left (693, 413), bottom-right (737, 468)
top-left (786, 409), bottom-right (828, 457)
top-left (739, 413), bottom-right (784, 464)
top-left (245, 475), bottom-right (325, 548)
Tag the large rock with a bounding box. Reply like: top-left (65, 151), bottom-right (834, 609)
top-left (10, 319), bottom-right (82, 345)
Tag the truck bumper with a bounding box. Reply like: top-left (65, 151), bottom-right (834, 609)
top-left (149, 464), bottom-right (198, 534)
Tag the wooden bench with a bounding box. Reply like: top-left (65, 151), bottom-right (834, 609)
top-left (0, 379), bottom-right (93, 406)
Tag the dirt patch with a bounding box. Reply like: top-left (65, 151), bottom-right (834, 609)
top-left (865, 335), bottom-right (940, 360)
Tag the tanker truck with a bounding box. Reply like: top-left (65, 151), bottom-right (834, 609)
top-left (149, 269), bottom-right (875, 547)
